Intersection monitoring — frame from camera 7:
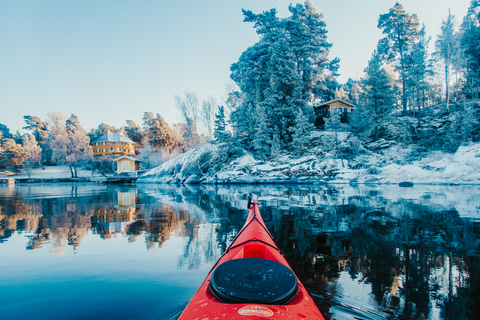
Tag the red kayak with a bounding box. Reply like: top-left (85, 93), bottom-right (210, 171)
top-left (178, 200), bottom-right (325, 319)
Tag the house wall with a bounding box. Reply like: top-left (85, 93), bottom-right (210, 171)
top-left (92, 141), bottom-right (135, 156)
top-left (117, 158), bottom-right (136, 173)
top-left (328, 101), bottom-right (353, 112)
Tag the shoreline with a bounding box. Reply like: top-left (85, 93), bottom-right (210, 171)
top-left (1, 176), bottom-right (479, 186)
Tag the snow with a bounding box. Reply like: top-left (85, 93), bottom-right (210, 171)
top-left (137, 134), bottom-right (480, 186)
top-left (0, 166), bottom-right (102, 180)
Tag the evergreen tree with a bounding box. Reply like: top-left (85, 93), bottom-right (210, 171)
top-left (23, 115), bottom-right (50, 163)
top-left (291, 109), bottom-right (315, 156)
top-left (23, 115), bottom-right (49, 144)
top-left (142, 112), bottom-right (182, 153)
top-left (0, 123), bottom-right (12, 139)
top-left (230, 1), bottom-right (338, 156)
top-left (124, 120), bottom-right (143, 144)
top-left (357, 51), bottom-right (396, 141)
top-left (459, 1), bottom-right (480, 98)
top-left (434, 11), bottom-right (460, 107)
top-left (406, 26), bottom-right (432, 124)
top-left (213, 105), bottom-right (230, 143)
top-left (88, 123), bottom-right (116, 142)
top-left (324, 107), bottom-right (349, 147)
top-left (377, 2), bottom-right (421, 113)
top-left (253, 105), bottom-right (271, 160)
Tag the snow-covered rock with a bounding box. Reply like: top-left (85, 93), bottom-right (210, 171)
top-left (137, 133), bottom-right (480, 185)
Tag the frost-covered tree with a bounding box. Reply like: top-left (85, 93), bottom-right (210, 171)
top-left (142, 112), bottom-right (181, 153)
top-left (253, 105), bottom-right (271, 160)
top-left (23, 115), bottom-right (50, 163)
top-left (324, 107), bottom-right (349, 147)
top-left (213, 105), bottom-right (230, 143)
top-left (22, 134), bottom-right (42, 178)
top-left (23, 115), bottom-right (49, 144)
top-left (406, 26), bottom-right (432, 124)
top-left (47, 112), bottom-right (90, 177)
top-left (291, 109), bottom-right (315, 155)
top-left (175, 91), bottom-right (200, 146)
top-left (0, 123), bottom-right (12, 139)
top-left (124, 120), bottom-right (143, 145)
top-left (459, 1), bottom-right (480, 98)
top-left (65, 114), bottom-right (91, 178)
top-left (47, 112), bottom-right (68, 165)
top-left (434, 11), bottom-right (460, 107)
top-left (230, 1), bottom-right (338, 156)
top-left (88, 123), bottom-right (116, 142)
top-left (377, 2), bottom-right (421, 113)
top-left (356, 51), bottom-right (396, 141)
top-left (201, 96), bottom-right (216, 139)
top-left (0, 137), bottom-right (28, 172)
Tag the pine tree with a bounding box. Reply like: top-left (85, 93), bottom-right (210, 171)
top-left (230, 1), bottom-right (336, 155)
top-left (357, 51), bottom-right (396, 141)
top-left (377, 2), bottom-right (421, 113)
top-left (434, 11), bottom-right (460, 107)
top-left (291, 109), bottom-right (314, 155)
top-left (214, 105), bottom-right (230, 143)
top-left (324, 107), bottom-right (349, 147)
top-left (253, 105), bottom-right (271, 160)
top-left (459, 1), bottom-right (480, 98)
top-left (124, 120), bottom-right (143, 144)
top-left (406, 27), bottom-right (432, 124)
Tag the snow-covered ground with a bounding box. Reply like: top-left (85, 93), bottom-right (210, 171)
top-left (138, 132), bottom-right (480, 185)
top-left (0, 166), bottom-right (102, 180)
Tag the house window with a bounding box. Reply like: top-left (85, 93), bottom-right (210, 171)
top-left (109, 148), bottom-right (114, 152)
top-left (123, 193), bottom-right (131, 206)
top-left (118, 148), bottom-right (122, 152)
top-left (102, 149), bottom-right (106, 152)
top-left (122, 160), bottom-right (131, 172)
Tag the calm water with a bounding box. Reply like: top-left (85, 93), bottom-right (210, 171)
top-left (0, 183), bottom-right (479, 320)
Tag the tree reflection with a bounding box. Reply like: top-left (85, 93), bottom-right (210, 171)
top-left (0, 184), bottom-right (479, 319)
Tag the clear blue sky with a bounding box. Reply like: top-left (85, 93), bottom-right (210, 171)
top-left (0, 0), bottom-right (471, 133)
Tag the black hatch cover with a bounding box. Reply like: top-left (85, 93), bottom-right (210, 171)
top-left (209, 258), bottom-right (298, 305)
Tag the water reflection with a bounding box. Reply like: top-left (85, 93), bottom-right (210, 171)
top-left (0, 183), bottom-right (479, 320)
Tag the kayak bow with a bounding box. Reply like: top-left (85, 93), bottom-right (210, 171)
top-left (177, 200), bottom-right (325, 319)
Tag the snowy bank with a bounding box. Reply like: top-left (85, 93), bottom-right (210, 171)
top-left (138, 132), bottom-right (480, 185)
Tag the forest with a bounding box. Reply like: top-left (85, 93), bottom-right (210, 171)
top-left (1, 1), bottom-right (479, 178)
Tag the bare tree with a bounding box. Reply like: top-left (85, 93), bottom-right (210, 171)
top-left (175, 91), bottom-right (200, 146)
top-left (201, 95), bottom-right (216, 139)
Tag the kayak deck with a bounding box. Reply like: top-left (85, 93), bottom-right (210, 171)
top-left (177, 201), bottom-right (325, 319)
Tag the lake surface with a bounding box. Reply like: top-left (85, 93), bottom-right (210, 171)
top-left (1, 183), bottom-right (479, 320)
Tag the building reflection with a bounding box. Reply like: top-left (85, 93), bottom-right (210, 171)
top-left (91, 191), bottom-right (138, 239)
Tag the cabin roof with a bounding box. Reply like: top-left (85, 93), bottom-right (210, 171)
top-left (92, 133), bottom-right (134, 144)
top-left (113, 155), bottom-right (141, 162)
top-left (314, 98), bottom-right (355, 108)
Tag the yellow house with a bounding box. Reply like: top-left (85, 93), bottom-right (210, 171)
top-left (314, 98), bottom-right (355, 127)
top-left (91, 133), bottom-right (135, 156)
top-left (114, 156), bottom-right (141, 175)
